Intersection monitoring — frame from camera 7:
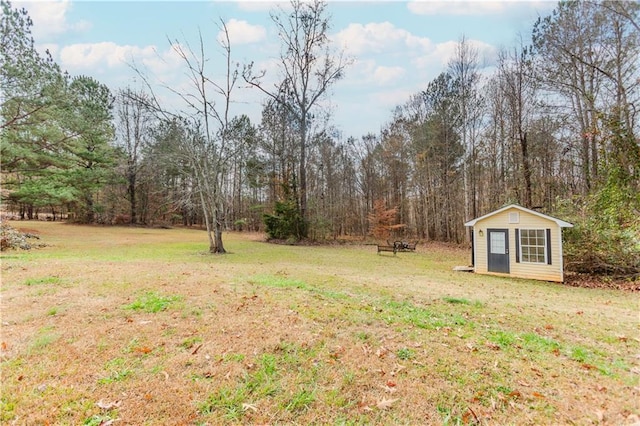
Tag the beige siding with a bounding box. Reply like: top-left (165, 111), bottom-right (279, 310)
top-left (472, 207), bottom-right (564, 282)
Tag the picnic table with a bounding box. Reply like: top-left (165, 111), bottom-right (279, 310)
top-left (377, 240), bottom-right (418, 254)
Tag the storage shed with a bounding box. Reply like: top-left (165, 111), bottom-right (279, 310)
top-left (464, 204), bottom-right (573, 282)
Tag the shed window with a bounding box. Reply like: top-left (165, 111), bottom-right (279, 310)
top-left (519, 229), bottom-right (546, 263)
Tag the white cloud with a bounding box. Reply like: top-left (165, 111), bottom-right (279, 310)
top-left (219, 19), bottom-right (266, 45)
top-left (373, 66), bottom-right (406, 86)
top-left (407, 1), bottom-right (506, 16)
top-left (59, 42), bottom-right (183, 77)
top-left (234, 0), bottom-right (293, 13)
top-left (370, 88), bottom-right (417, 108)
top-left (413, 39), bottom-right (498, 70)
top-left (333, 22), bottom-right (432, 56)
top-left (407, 0), bottom-right (555, 16)
top-left (15, 0), bottom-right (90, 40)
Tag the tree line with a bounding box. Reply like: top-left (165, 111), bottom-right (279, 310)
top-left (1, 0), bottom-right (638, 274)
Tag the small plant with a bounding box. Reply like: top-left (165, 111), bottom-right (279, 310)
top-left (570, 346), bottom-right (590, 363)
top-left (29, 327), bottom-right (59, 351)
top-left (98, 357), bottom-right (132, 384)
top-left (200, 386), bottom-right (246, 421)
top-left (488, 330), bottom-right (516, 349)
top-left (180, 336), bottom-right (203, 350)
top-left (123, 291), bottom-right (182, 313)
top-left (443, 296), bottom-right (470, 305)
top-left (83, 415), bottom-right (115, 426)
top-left (284, 389), bottom-right (315, 412)
top-left (354, 331), bottom-right (370, 341)
top-left (396, 347), bottom-right (414, 360)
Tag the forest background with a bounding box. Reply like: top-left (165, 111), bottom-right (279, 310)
top-left (1, 0), bottom-right (638, 276)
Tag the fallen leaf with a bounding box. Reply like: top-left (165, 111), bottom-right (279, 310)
top-left (134, 346), bottom-right (152, 354)
top-left (581, 363), bottom-right (597, 370)
top-left (361, 344), bottom-right (372, 356)
top-left (576, 311), bottom-right (584, 315)
top-left (386, 380), bottom-right (396, 387)
top-left (485, 342), bottom-right (501, 350)
top-left (96, 399), bottom-right (121, 410)
top-left (532, 392), bottom-right (545, 399)
top-left (376, 398), bottom-right (398, 410)
top-left (544, 324), bottom-right (554, 330)
top-left (1, 342), bottom-right (7, 351)
top-left (242, 403), bottom-right (258, 412)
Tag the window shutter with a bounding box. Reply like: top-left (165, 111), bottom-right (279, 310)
top-left (515, 228), bottom-right (520, 263)
top-left (546, 228), bottom-right (552, 265)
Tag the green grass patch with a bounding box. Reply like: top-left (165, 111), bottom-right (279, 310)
top-left (284, 388), bottom-right (315, 412)
top-left (249, 274), bottom-right (308, 289)
top-left (98, 357), bottom-right (132, 384)
top-left (29, 327), bottom-right (59, 352)
top-left (24, 276), bottom-right (62, 286)
top-left (123, 291), bottom-right (182, 313)
top-left (442, 296), bottom-right (470, 305)
top-left (487, 330), bottom-right (516, 349)
top-left (180, 336), bottom-right (203, 350)
top-left (521, 333), bottom-right (560, 352)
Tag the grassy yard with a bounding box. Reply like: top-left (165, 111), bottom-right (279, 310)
top-left (1, 222), bottom-right (638, 425)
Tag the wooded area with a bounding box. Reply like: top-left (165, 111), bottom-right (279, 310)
top-left (1, 0), bottom-right (638, 275)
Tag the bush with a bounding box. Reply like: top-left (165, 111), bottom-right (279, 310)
top-left (558, 190), bottom-right (640, 276)
top-left (263, 199), bottom-right (307, 241)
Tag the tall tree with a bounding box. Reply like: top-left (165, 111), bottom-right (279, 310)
top-left (114, 88), bottom-right (156, 225)
top-left (448, 36), bottom-right (484, 222)
top-left (497, 45), bottom-right (538, 209)
top-left (244, 0), bottom-right (349, 239)
top-left (2, 2), bottom-right (116, 221)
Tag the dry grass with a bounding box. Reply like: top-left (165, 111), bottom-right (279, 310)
top-left (1, 222), bottom-right (639, 425)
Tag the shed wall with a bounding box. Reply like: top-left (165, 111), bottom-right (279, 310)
top-left (472, 208), bottom-right (564, 282)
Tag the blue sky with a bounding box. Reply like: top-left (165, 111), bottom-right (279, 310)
top-left (18, 0), bottom-right (557, 138)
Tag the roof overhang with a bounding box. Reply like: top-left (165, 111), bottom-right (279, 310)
top-left (464, 204), bottom-right (573, 228)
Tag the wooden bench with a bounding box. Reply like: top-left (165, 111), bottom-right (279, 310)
top-left (377, 244), bottom-right (397, 254)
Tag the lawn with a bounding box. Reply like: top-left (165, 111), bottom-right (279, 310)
top-left (1, 222), bottom-right (638, 425)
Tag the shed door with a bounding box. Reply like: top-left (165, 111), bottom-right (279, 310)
top-left (487, 229), bottom-right (509, 273)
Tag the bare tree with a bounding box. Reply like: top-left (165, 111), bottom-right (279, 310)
top-left (497, 45), bottom-right (538, 209)
top-left (134, 20), bottom-right (240, 253)
top-left (448, 36), bottom-right (484, 223)
top-left (243, 0), bottom-right (349, 238)
top-left (114, 88), bottom-right (156, 224)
